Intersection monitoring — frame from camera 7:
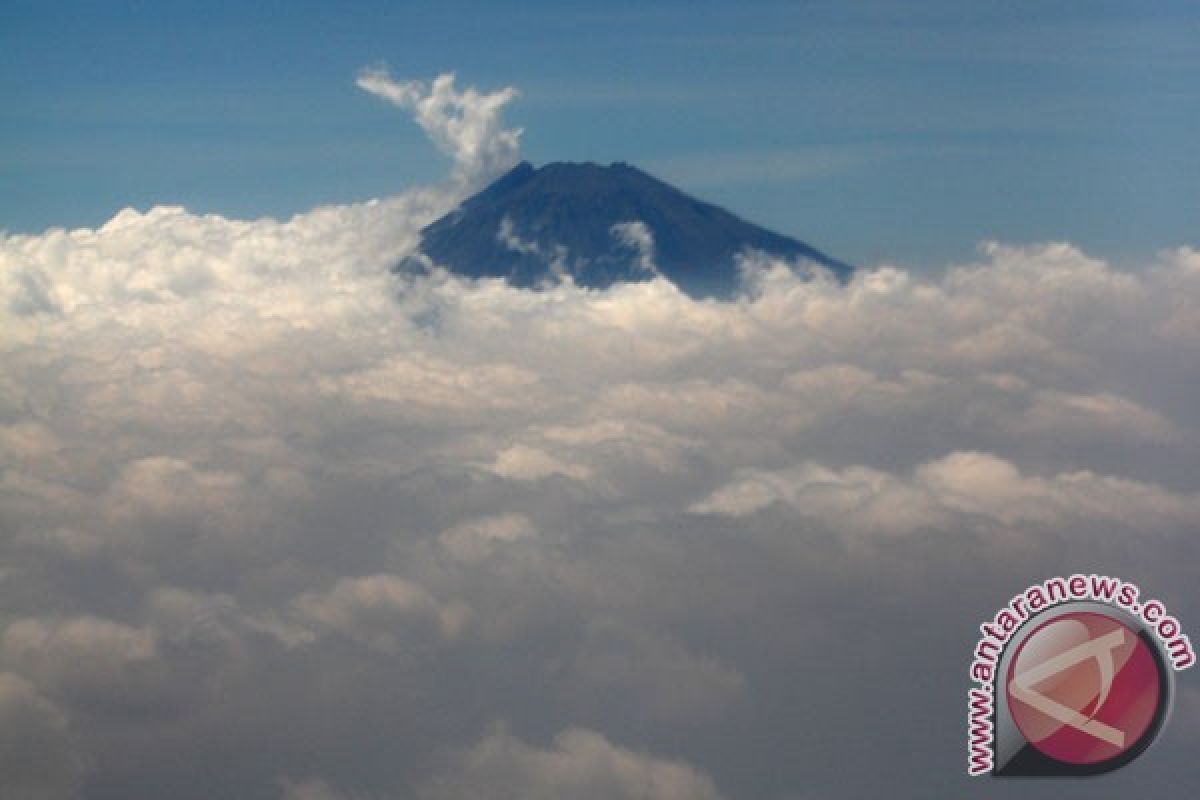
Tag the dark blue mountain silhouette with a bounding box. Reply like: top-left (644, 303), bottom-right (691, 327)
top-left (410, 161), bottom-right (852, 297)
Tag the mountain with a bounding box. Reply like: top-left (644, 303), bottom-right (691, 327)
top-left (409, 161), bottom-right (852, 297)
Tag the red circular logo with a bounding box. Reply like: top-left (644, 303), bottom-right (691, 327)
top-left (1006, 611), bottom-right (1162, 765)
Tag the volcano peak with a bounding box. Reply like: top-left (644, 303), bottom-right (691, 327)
top-left (412, 161), bottom-right (851, 296)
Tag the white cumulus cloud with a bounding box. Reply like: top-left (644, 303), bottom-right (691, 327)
top-left (420, 725), bottom-right (726, 800)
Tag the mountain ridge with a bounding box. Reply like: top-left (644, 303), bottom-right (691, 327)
top-left (410, 160), bottom-right (852, 297)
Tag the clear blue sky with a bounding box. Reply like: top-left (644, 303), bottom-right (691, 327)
top-left (3, 0), bottom-right (1197, 268)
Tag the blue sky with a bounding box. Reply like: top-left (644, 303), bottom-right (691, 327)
top-left (3, 0), bottom-right (1197, 268)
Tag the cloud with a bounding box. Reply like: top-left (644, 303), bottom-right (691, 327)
top-left (485, 443), bottom-right (593, 482)
top-left (564, 620), bottom-right (746, 725)
top-left (1, 618), bottom-right (159, 707)
top-left (419, 725), bottom-right (726, 800)
top-left (357, 68), bottom-right (522, 189)
top-left (0, 674), bottom-right (82, 800)
top-left (439, 513), bottom-right (538, 562)
top-left (691, 451), bottom-right (1200, 537)
top-left (496, 216), bottom-right (540, 256)
top-left (496, 216), bottom-right (571, 279)
top-left (611, 221), bottom-right (658, 275)
top-left (278, 777), bottom-right (355, 800)
top-left (292, 575), bottom-right (470, 651)
top-left (1, 108), bottom-right (1198, 798)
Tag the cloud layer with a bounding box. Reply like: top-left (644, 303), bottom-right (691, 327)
top-left (2, 75), bottom-right (1198, 799)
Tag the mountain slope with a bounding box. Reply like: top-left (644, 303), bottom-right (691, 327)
top-left (411, 161), bottom-right (852, 297)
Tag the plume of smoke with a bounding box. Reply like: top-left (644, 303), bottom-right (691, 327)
top-left (357, 67), bottom-right (523, 190)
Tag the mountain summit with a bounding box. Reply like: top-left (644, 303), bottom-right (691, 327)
top-left (411, 161), bottom-right (851, 297)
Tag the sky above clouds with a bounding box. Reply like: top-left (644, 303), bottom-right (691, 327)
top-left (2, 4), bottom-right (1199, 799)
top-left (3, 1), bottom-right (1199, 267)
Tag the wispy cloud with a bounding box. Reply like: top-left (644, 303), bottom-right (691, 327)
top-left (611, 220), bottom-right (658, 275)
